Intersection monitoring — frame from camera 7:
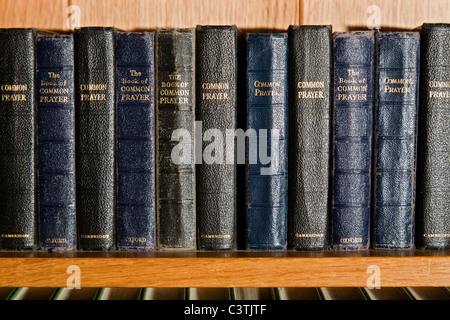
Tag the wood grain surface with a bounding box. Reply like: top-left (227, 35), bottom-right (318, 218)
top-left (301, 0), bottom-right (450, 31)
top-left (0, 0), bottom-right (299, 31)
top-left (0, 250), bottom-right (449, 287)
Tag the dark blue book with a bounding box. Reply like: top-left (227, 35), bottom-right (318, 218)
top-left (245, 33), bottom-right (288, 250)
top-left (36, 33), bottom-right (76, 250)
top-left (373, 32), bottom-right (420, 249)
top-left (116, 31), bottom-right (156, 250)
top-left (332, 31), bottom-right (374, 250)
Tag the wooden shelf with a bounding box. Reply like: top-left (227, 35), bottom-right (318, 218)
top-left (0, 250), bottom-right (449, 288)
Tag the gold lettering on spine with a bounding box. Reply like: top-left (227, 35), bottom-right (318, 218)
top-left (45, 238), bottom-right (67, 244)
top-left (428, 80), bottom-right (450, 99)
top-left (383, 77), bottom-right (412, 93)
top-left (295, 233), bottom-right (324, 238)
top-left (120, 69), bottom-right (151, 101)
top-left (297, 81), bottom-right (325, 99)
top-left (201, 82), bottom-right (230, 100)
top-left (1, 234), bottom-right (31, 238)
top-left (80, 234), bottom-right (110, 239)
top-left (80, 83), bottom-right (107, 101)
top-left (336, 69), bottom-right (367, 101)
top-left (200, 234), bottom-right (231, 239)
top-left (125, 237), bottom-right (147, 243)
top-left (39, 71), bottom-right (71, 103)
top-left (340, 237), bottom-right (363, 244)
top-left (159, 72), bottom-right (191, 104)
top-left (253, 80), bottom-right (281, 97)
top-left (1, 83), bottom-right (28, 101)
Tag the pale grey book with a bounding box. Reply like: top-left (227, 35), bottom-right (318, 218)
top-left (6, 287), bottom-right (57, 300)
top-left (405, 287), bottom-right (450, 300)
top-left (361, 287), bottom-right (412, 300)
top-left (317, 287), bottom-right (367, 300)
top-left (51, 287), bottom-right (100, 300)
top-left (94, 287), bottom-right (142, 300)
top-left (141, 288), bottom-right (187, 300)
top-left (276, 287), bottom-right (322, 300)
top-left (187, 288), bottom-right (231, 300)
top-left (231, 288), bottom-right (275, 300)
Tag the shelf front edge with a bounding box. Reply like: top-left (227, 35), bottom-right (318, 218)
top-left (0, 255), bottom-right (449, 288)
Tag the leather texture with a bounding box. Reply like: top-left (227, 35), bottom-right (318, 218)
top-left (246, 33), bottom-right (288, 250)
top-left (373, 32), bottom-right (419, 249)
top-left (0, 28), bottom-right (37, 250)
top-left (332, 31), bottom-right (374, 250)
top-left (36, 33), bottom-right (76, 250)
top-left (74, 27), bottom-right (116, 250)
top-left (155, 28), bottom-right (196, 250)
top-left (287, 25), bottom-right (332, 250)
top-left (116, 31), bottom-right (156, 250)
top-left (195, 26), bottom-right (238, 250)
top-left (417, 24), bottom-right (450, 249)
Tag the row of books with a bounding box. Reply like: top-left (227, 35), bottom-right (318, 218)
top-left (4, 286), bottom-right (450, 301)
top-left (0, 24), bottom-right (448, 252)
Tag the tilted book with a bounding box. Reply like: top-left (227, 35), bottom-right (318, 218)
top-left (287, 25), bottom-right (332, 250)
top-left (0, 28), bottom-right (37, 250)
top-left (373, 32), bottom-right (420, 249)
top-left (417, 24), bottom-right (450, 249)
top-left (36, 33), bottom-right (76, 250)
top-left (155, 28), bottom-right (196, 250)
top-left (74, 27), bottom-right (116, 250)
top-left (116, 31), bottom-right (156, 250)
top-left (332, 31), bottom-right (374, 250)
top-left (245, 33), bottom-right (288, 250)
top-left (195, 25), bottom-right (239, 250)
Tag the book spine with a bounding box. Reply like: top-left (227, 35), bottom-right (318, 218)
top-left (246, 33), bottom-right (288, 250)
top-left (74, 27), bottom-right (116, 250)
top-left (116, 31), bottom-right (156, 250)
top-left (155, 28), bottom-right (196, 250)
top-left (36, 34), bottom-right (76, 250)
top-left (417, 24), bottom-right (450, 249)
top-left (373, 32), bottom-right (420, 249)
top-left (195, 26), bottom-right (238, 250)
top-left (0, 28), bottom-right (37, 250)
top-left (287, 25), bottom-right (332, 250)
top-left (332, 31), bottom-right (374, 250)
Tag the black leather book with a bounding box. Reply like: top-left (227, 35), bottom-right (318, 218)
top-left (0, 28), bottom-right (37, 250)
top-left (417, 24), bottom-right (450, 249)
top-left (287, 25), bottom-right (332, 250)
top-left (74, 27), bottom-right (116, 250)
top-left (155, 28), bottom-right (196, 250)
top-left (195, 26), bottom-right (239, 250)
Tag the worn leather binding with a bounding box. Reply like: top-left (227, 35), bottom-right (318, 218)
top-left (36, 33), bottom-right (76, 250)
top-left (373, 32), bottom-right (420, 249)
top-left (332, 32), bottom-right (374, 250)
top-left (246, 33), bottom-right (288, 250)
top-left (155, 28), bottom-right (196, 250)
top-left (74, 27), bottom-right (116, 250)
top-left (417, 24), bottom-right (450, 249)
top-left (0, 28), bottom-right (37, 250)
top-left (195, 26), bottom-right (239, 250)
top-left (287, 25), bottom-right (332, 250)
top-left (116, 31), bottom-right (155, 250)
